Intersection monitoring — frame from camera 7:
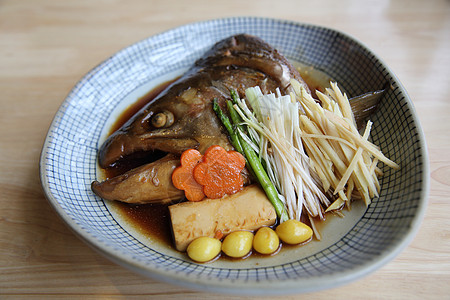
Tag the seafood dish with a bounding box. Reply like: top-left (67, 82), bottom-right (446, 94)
top-left (91, 34), bottom-right (398, 262)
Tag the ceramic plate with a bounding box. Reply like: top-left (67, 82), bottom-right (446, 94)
top-left (40, 17), bottom-right (428, 295)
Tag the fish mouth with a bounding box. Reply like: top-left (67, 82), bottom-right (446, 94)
top-left (98, 129), bottom-right (199, 170)
top-left (104, 149), bottom-right (169, 175)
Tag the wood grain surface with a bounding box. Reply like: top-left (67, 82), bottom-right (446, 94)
top-left (1, 0), bottom-right (449, 298)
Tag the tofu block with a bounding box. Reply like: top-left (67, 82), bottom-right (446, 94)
top-left (169, 184), bottom-right (277, 251)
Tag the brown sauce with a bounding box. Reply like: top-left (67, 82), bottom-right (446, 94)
top-left (102, 66), bottom-right (335, 257)
top-left (113, 202), bottom-right (174, 247)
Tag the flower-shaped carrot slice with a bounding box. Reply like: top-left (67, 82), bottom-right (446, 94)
top-left (193, 145), bottom-right (246, 199)
top-left (172, 149), bottom-right (205, 201)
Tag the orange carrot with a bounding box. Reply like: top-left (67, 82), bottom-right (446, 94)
top-left (193, 145), bottom-right (246, 199)
top-left (172, 149), bottom-right (205, 201)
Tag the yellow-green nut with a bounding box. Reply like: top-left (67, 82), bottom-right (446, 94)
top-left (253, 227), bottom-right (279, 255)
top-left (275, 219), bottom-right (313, 245)
top-left (186, 236), bottom-right (221, 263)
top-left (222, 231), bottom-right (254, 258)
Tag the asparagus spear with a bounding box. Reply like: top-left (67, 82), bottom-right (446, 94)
top-left (212, 99), bottom-right (244, 155)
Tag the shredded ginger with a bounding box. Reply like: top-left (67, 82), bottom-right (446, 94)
top-left (291, 79), bottom-right (400, 211)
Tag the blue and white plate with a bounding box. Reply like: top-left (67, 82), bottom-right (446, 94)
top-left (40, 17), bottom-right (428, 295)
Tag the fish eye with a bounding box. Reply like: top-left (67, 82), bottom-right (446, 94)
top-left (151, 110), bottom-right (174, 128)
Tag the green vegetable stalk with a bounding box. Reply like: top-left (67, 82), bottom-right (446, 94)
top-left (212, 99), bottom-right (244, 155)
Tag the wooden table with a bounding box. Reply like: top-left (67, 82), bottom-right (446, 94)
top-left (1, 0), bottom-right (449, 298)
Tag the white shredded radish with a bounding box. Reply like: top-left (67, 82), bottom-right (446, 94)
top-left (235, 87), bottom-right (329, 221)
